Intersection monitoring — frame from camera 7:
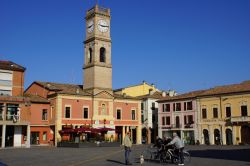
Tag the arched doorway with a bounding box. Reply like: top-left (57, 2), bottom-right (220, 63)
top-left (226, 128), bottom-right (233, 145)
top-left (214, 129), bottom-right (221, 145)
top-left (203, 129), bottom-right (209, 145)
top-left (241, 125), bottom-right (250, 144)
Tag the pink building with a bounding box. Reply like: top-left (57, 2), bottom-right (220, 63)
top-left (157, 91), bottom-right (203, 144)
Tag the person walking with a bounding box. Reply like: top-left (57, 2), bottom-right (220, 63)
top-left (167, 132), bottom-right (185, 165)
top-left (123, 131), bottom-right (132, 165)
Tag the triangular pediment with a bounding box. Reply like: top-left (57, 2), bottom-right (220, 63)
top-left (94, 90), bottom-right (114, 99)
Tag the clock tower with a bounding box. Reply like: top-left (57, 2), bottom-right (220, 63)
top-left (83, 5), bottom-right (112, 93)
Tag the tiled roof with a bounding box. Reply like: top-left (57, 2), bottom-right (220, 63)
top-left (137, 91), bottom-right (165, 100)
top-left (0, 60), bottom-right (26, 72)
top-left (113, 93), bottom-right (140, 100)
top-left (198, 80), bottom-right (250, 97)
top-left (157, 90), bottom-right (205, 102)
top-left (24, 94), bottom-right (49, 103)
top-left (35, 81), bottom-right (92, 96)
top-left (157, 80), bottom-right (250, 102)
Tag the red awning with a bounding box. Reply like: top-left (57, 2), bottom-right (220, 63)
top-left (96, 127), bottom-right (115, 132)
top-left (59, 127), bottom-right (115, 134)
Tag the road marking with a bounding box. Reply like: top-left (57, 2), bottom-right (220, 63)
top-left (68, 149), bottom-right (124, 166)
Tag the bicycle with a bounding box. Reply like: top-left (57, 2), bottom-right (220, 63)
top-left (141, 145), bottom-right (166, 162)
top-left (165, 147), bottom-right (191, 164)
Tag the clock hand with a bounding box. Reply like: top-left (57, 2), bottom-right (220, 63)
top-left (99, 24), bottom-right (109, 28)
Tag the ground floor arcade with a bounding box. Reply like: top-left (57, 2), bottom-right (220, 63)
top-left (0, 124), bottom-right (30, 148)
top-left (199, 123), bottom-right (250, 145)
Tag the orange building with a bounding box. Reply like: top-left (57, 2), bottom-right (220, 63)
top-left (0, 61), bottom-right (31, 148)
top-left (25, 5), bottom-right (142, 146)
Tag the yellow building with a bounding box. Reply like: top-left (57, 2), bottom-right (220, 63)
top-left (197, 80), bottom-right (250, 145)
top-left (114, 81), bottom-right (160, 97)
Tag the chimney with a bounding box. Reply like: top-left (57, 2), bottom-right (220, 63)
top-left (162, 91), bottom-right (166, 97)
top-left (149, 89), bottom-right (154, 95)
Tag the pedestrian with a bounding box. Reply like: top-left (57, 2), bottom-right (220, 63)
top-left (123, 131), bottom-right (132, 165)
top-left (167, 132), bottom-right (185, 165)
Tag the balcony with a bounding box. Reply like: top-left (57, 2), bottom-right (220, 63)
top-left (171, 124), bottom-right (182, 129)
top-left (230, 116), bottom-right (250, 123)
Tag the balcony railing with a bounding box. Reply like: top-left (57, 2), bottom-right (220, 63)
top-left (230, 116), bottom-right (250, 123)
top-left (184, 123), bottom-right (194, 128)
top-left (171, 124), bottom-right (182, 129)
top-left (6, 114), bottom-right (20, 122)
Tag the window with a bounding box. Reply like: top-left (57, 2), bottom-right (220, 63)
top-left (100, 47), bottom-right (106, 62)
top-left (65, 107), bottom-right (71, 118)
top-left (83, 108), bottom-right (88, 119)
top-left (132, 110), bottom-right (136, 120)
top-left (226, 106), bottom-right (231, 117)
top-left (117, 109), bottom-right (121, 120)
top-left (101, 104), bottom-right (106, 115)
top-left (43, 132), bottom-right (47, 141)
top-left (0, 71), bottom-right (12, 96)
top-left (202, 108), bottom-right (207, 119)
top-left (88, 48), bottom-right (92, 63)
top-left (152, 102), bottom-right (155, 110)
top-left (42, 109), bottom-right (48, 120)
top-left (187, 101), bottom-right (193, 110)
top-left (213, 108), bottom-right (218, 118)
top-left (152, 114), bottom-right (156, 123)
top-left (0, 103), bottom-right (3, 120)
top-left (166, 104), bottom-right (170, 112)
top-left (188, 115), bottom-right (193, 124)
top-left (141, 103), bottom-right (144, 110)
top-left (241, 105), bottom-right (248, 116)
top-left (141, 112), bottom-right (144, 123)
top-left (176, 116), bottom-right (180, 128)
top-left (162, 117), bottom-right (165, 125)
top-left (166, 116), bottom-right (170, 125)
top-left (6, 104), bottom-right (18, 120)
top-left (0, 90), bottom-right (11, 96)
top-left (174, 103), bottom-right (181, 111)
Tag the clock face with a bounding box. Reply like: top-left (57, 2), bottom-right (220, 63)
top-left (97, 19), bottom-right (109, 33)
top-left (87, 19), bottom-right (94, 33)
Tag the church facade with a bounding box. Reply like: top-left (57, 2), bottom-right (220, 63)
top-left (25, 5), bottom-right (142, 146)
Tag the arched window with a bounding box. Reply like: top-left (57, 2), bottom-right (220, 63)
top-left (100, 47), bottom-right (106, 62)
top-left (88, 48), bottom-right (92, 63)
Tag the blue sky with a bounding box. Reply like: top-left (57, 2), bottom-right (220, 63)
top-left (0, 0), bottom-right (250, 93)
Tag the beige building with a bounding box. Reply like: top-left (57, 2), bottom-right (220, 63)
top-left (197, 81), bottom-right (250, 145)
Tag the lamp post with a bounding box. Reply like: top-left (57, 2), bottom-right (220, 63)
top-left (104, 118), bottom-right (106, 128)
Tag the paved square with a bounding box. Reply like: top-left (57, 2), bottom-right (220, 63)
top-left (0, 145), bottom-right (250, 166)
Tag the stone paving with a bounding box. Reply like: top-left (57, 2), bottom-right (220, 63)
top-left (0, 145), bottom-right (250, 166)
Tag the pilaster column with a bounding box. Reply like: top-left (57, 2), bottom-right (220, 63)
top-left (147, 128), bottom-right (151, 144)
top-left (208, 125), bottom-right (213, 145)
top-left (55, 96), bottom-right (62, 147)
top-left (1, 125), bottom-right (6, 148)
top-left (136, 125), bottom-right (142, 144)
top-left (122, 126), bottom-right (125, 145)
top-left (130, 127), bottom-right (133, 144)
top-left (221, 125), bottom-right (226, 145)
top-left (26, 124), bottom-right (30, 148)
top-left (197, 124), bottom-right (202, 144)
top-left (126, 126), bottom-right (129, 133)
top-left (232, 126), bottom-right (237, 145)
